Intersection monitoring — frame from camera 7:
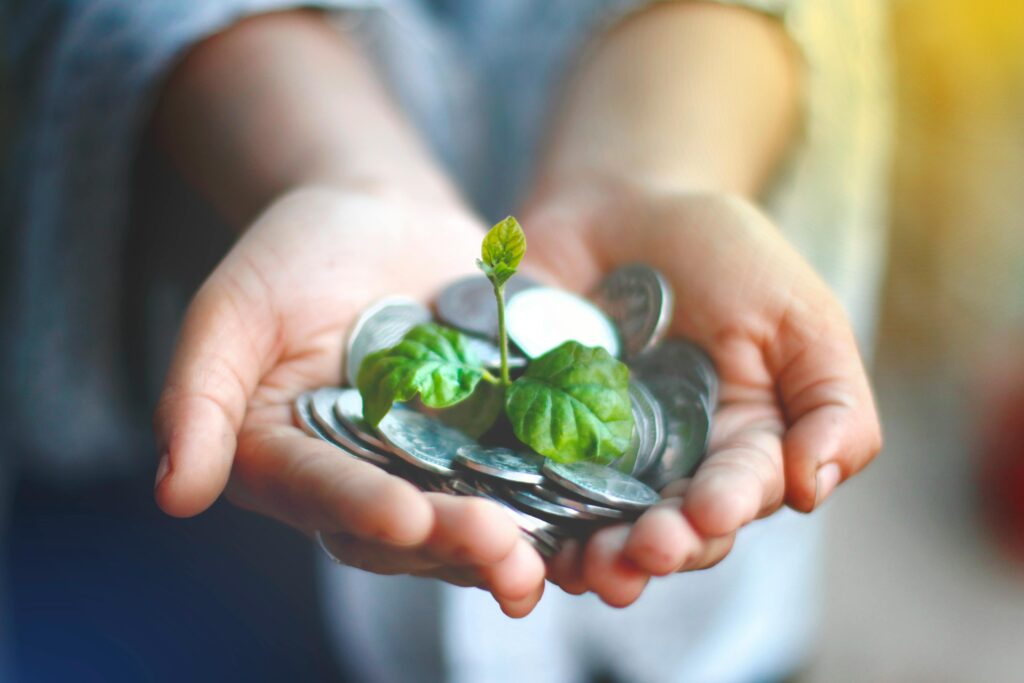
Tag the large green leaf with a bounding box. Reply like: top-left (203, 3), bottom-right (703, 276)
top-left (505, 341), bottom-right (633, 463)
top-left (478, 216), bottom-right (526, 287)
top-left (357, 323), bottom-right (486, 426)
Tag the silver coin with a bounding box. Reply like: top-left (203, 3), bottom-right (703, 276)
top-left (506, 287), bottom-right (621, 359)
top-left (541, 460), bottom-right (660, 510)
top-left (612, 417), bottom-right (643, 477)
top-left (376, 405), bottom-right (475, 475)
top-left (506, 487), bottom-right (599, 521)
top-left (591, 264), bottom-right (674, 359)
top-left (293, 392), bottom-right (331, 441)
top-left (334, 388), bottom-right (389, 450)
top-left (633, 340), bottom-right (719, 411)
top-left (531, 485), bottom-right (627, 520)
top-left (294, 391), bottom-right (381, 465)
top-left (611, 380), bottom-right (664, 477)
top-left (632, 341), bottom-right (717, 488)
top-left (642, 397), bottom-right (711, 491)
top-left (629, 380), bottom-right (666, 478)
top-left (461, 334), bottom-right (527, 371)
top-left (435, 274), bottom-right (539, 340)
top-left (345, 297), bottom-right (432, 387)
top-left (308, 387), bottom-right (393, 466)
top-left (449, 476), bottom-right (492, 498)
top-left (455, 445), bottom-right (546, 485)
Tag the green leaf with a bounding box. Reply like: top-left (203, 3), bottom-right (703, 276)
top-left (357, 323), bottom-right (486, 426)
top-left (478, 216), bottom-right (526, 287)
top-left (505, 341), bottom-right (633, 464)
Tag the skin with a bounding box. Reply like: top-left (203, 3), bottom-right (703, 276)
top-left (152, 4), bottom-right (882, 617)
top-left (524, 3), bottom-right (882, 605)
top-left (151, 11), bottom-right (544, 617)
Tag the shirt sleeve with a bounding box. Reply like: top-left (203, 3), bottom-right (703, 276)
top-left (0, 0), bottom-right (378, 476)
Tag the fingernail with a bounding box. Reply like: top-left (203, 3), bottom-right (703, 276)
top-left (154, 453), bottom-right (170, 491)
top-left (815, 462), bottom-right (841, 507)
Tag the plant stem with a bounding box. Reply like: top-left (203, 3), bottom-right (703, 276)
top-left (493, 281), bottom-right (511, 386)
top-left (481, 370), bottom-right (501, 385)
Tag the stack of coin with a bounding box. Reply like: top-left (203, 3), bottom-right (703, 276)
top-left (293, 265), bottom-right (717, 557)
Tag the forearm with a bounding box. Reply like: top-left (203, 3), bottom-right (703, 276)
top-left (153, 9), bottom-right (458, 226)
top-left (531, 2), bottom-right (800, 202)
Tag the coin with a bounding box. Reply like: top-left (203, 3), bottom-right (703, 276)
top-left (506, 287), bottom-right (621, 359)
top-left (632, 341), bottom-right (717, 487)
top-left (376, 404), bottom-right (475, 475)
top-left (293, 392), bottom-right (332, 441)
top-left (633, 339), bottom-right (719, 411)
top-left (505, 487), bottom-right (600, 521)
top-left (611, 389), bottom-right (646, 476)
top-left (629, 380), bottom-right (666, 478)
top-left (591, 264), bottom-right (674, 359)
top-left (530, 485), bottom-right (628, 520)
top-left (454, 445), bottom-right (546, 485)
top-left (642, 395), bottom-right (711, 491)
top-left (334, 388), bottom-right (389, 450)
top-left (294, 391), bottom-right (383, 465)
top-left (613, 417), bottom-right (643, 477)
top-left (308, 387), bottom-right (393, 466)
top-left (345, 297), bottom-right (432, 387)
top-left (541, 460), bottom-right (660, 510)
top-left (435, 274), bottom-right (539, 340)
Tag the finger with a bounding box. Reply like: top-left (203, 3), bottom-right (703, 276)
top-left (412, 567), bottom-right (486, 589)
top-left (494, 580), bottom-right (546, 619)
top-left (154, 275), bottom-right (275, 517)
top-left (231, 417), bottom-right (434, 546)
top-left (320, 535), bottom-right (488, 587)
top-left (622, 497), bottom-right (701, 575)
top-left (422, 493), bottom-right (520, 566)
top-left (678, 533), bottom-right (736, 572)
top-left (582, 526), bottom-right (650, 608)
top-left (682, 405), bottom-right (785, 537)
top-left (480, 536), bottom-right (546, 606)
top-left (771, 313), bottom-right (883, 511)
top-left (546, 538), bottom-right (588, 595)
top-left (320, 532), bottom-right (441, 575)
top-left (660, 478), bottom-right (691, 499)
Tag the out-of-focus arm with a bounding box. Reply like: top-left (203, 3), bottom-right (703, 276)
top-left (153, 9), bottom-right (458, 227)
top-left (531, 1), bottom-right (801, 202)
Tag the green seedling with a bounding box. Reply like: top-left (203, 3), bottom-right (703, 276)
top-left (357, 217), bottom-right (633, 464)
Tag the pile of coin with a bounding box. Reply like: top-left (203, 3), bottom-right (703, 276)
top-left (294, 264), bottom-right (717, 557)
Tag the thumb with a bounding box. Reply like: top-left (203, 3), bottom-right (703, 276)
top-left (772, 309), bottom-right (882, 512)
top-left (154, 273), bottom-right (275, 517)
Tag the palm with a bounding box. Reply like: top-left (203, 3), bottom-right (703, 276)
top-left (523, 190), bottom-right (880, 604)
top-left (156, 188), bottom-right (547, 616)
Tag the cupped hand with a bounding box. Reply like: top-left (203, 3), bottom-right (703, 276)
top-left (154, 187), bottom-right (545, 617)
top-left (521, 184), bottom-right (882, 606)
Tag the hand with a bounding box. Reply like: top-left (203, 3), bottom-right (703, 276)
top-left (154, 187), bottom-right (546, 617)
top-left (522, 182), bottom-right (882, 606)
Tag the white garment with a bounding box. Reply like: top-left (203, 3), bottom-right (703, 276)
top-left (317, 2), bottom-right (892, 682)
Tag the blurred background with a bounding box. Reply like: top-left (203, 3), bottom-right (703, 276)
top-left (808, 0), bottom-right (1024, 680)
top-left (2, 0), bottom-right (1024, 681)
